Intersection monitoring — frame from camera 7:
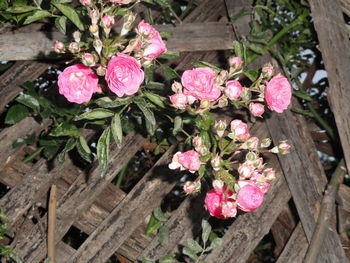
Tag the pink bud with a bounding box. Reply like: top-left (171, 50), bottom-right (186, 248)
top-left (169, 93), bottom-right (187, 109)
top-left (263, 168), bottom-right (276, 181)
top-left (80, 0), bottom-right (92, 6)
top-left (96, 66), bottom-right (106, 76)
top-left (262, 63), bottom-right (274, 78)
top-left (224, 80), bottom-right (243, 100)
top-left (238, 163), bottom-right (254, 178)
top-left (212, 179), bottom-right (224, 190)
top-left (249, 103), bottom-right (265, 117)
top-left (228, 56), bottom-right (243, 69)
top-left (211, 155), bottom-right (223, 171)
top-left (278, 141), bottom-right (291, 154)
top-left (183, 180), bottom-right (201, 194)
top-left (171, 81), bottom-right (183, 93)
top-left (54, 41), bottom-right (65, 53)
top-left (230, 119), bottom-right (250, 141)
top-left (192, 136), bottom-right (202, 148)
top-left (237, 184), bottom-right (264, 212)
top-left (81, 53), bottom-right (96, 67)
top-left (102, 15), bottom-right (115, 29)
top-left (214, 120), bottom-right (227, 137)
top-left (241, 137), bottom-right (259, 150)
top-left (68, 42), bottom-right (80, 53)
top-left (89, 9), bottom-right (99, 25)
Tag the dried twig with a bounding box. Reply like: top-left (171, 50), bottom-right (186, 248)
top-left (304, 159), bottom-right (347, 263)
top-left (48, 185), bottom-right (57, 263)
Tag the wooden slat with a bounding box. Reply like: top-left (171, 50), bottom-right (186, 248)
top-left (309, 0), bottom-right (350, 171)
top-left (11, 132), bottom-right (146, 262)
top-left (70, 146), bottom-right (180, 263)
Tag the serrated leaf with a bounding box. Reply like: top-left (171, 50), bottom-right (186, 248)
top-left (55, 16), bottom-right (67, 35)
top-left (5, 104), bottom-right (29, 124)
top-left (201, 220), bottom-right (211, 246)
top-left (52, 2), bottom-right (84, 31)
top-left (111, 113), bottom-right (122, 145)
top-left (244, 70), bottom-right (259, 82)
top-left (24, 10), bottom-right (51, 24)
top-left (207, 237), bottom-right (222, 250)
top-left (233, 40), bottom-right (244, 59)
top-left (76, 108), bottom-right (114, 120)
top-left (16, 93), bottom-right (40, 110)
top-left (158, 225), bottom-right (169, 245)
top-left (50, 122), bottom-right (80, 137)
top-left (187, 238), bottom-right (203, 253)
top-left (97, 127), bottom-right (111, 176)
top-left (153, 207), bottom-right (168, 222)
top-left (182, 247), bottom-right (198, 261)
top-left (94, 97), bottom-right (132, 108)
top-left (158, 51), bottom-right (179, 60)
top-left (144, 92), bottom-right (165, 108)
top-left (160, 64), bottom-right (179, 81)
top-left (192, 61), bottom-right (221, 73)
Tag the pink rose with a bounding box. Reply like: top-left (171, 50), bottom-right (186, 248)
top-left (236, 184), bottom-right (264, 212)
top-left (265, 75), bottom-right (292, 113)
top-left (105, 53), bottom-right (144, 97)
top-left (58, 64), bottom-right (99, 104)
top-left (230, 119), bottom-right (250, 141)
top-left (228, 56), bottom-right (243, 69)
top-left (169, 93), bottom-right (187, 109)
top-left (138, 20), bottom-right (167, 59)
top-left (224, 80), bottom-right (243, 100)
top-left (178, 150), bottom-right (200, 172)
top-left (222, 201), bottom-right (237, 218)
top-left (249, 103), bottom-right (264, 117)
top-left (205, 188), bottom-right (236, 219)
top-left (181, 67), bottom-right (221, 101)
top-left (101, 15), bottom-right (115, 29)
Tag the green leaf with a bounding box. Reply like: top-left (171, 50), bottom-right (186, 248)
top-left (153, 207), bottom-right (168, 222)
top-left (43, 145), bottom-right (60, 159)
top-left (97, 127), bottom-right (111, 176)
top-left (182, 247), bottom-right (198, 261)
top-left (187, 238), bottom-right (203, 253)
top-left (158, 51), bottom-right (180, 60)
top-left (76, 135), bottom-right (92, 163)
top-left (160, 31), bottom-right (173, 38)
top-left (233, 40), bottom-right (244, 59)
top-left (111, 113), bottom-right (122, 145)
top-left (23, 147), bottom-right (44, 163)
top-left (94, 97), bottom-right (132, 108)
top-left (51, 2), bottom-right (84, 31)
top-left (291, 108), bottom-right (314, 117)
top-left (16, 93), bottom-right (40, 110)
top-left (33, 0), bottom-right (42, 8)
top-left (5, 104), bottom-right (29, 125)
top-left (158, 225), bottom-right (169, 245)
top-left (293, 90), bottom-right (312, 101)
top-left (6, 6), bottom-right (37, 13)
top-left (207, 237), bottom-right (222, 250)
top-left (201, 220), bottom-right (211, 246)
top-left (75, 108), bottom-right (114, 121)
top-left (0, 0), bottom-right (9, 10)
top-left (24, 10), bottom-right (51, 24)
top-left (145, 213), bottom-right (162, 236)
top-left (160, 64), bottom-right (179, 81)
top-left (173, 116), bottom-right (182, 135)
top-left (146, 81), bottom-right (165, 90)
top-left (50, 122), bottom-right (80, 137)
top-left (244, 70), bottom-right (259, 82)
top-left (192, 61), bottom-right (221, 73)
top-left (55, 16), bottom-right (67, 35)
top-left (144, 92), bottom-right (165, 108)
top-left (12, 133), bottom-right (36, 148)
top-left (153, 0), bottom-right (170, 7)
top-left (245, 42), bottom-right (265, 55)
top-left (159, 255), bottom-right (176, 263)
top-left (135, 97), bottom-right (156, 133)
top-left (57, 138), bottom-right (76, 164)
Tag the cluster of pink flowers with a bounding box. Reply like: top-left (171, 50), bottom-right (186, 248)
top-left (169, 58), bottom-right (292, 117)
top-left (55, 7), bottom-right (167, 104)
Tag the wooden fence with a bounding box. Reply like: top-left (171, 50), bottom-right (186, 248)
top-left (0, 0), bottom-right (349, 262)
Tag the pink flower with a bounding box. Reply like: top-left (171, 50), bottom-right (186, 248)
top-left (169, 93), bottom-right (187, 109)
top-left (181, 67), bottom-right (221, 101)
top-left (80, 0), bottom-right (92, 6)
top-left (58, 64), bottom-right (99, 104)
top-left (205, 188), bottom-right (236, 219)
top-left (102, 15), bottom-right (115, 28)
top-left (222, 201), bottom-right (237, 218)
top-left (183, 180), bottom-right (201, 194)
top-left (105, 53), bottom-right (144, 97)
top-left (178, 150), bottom-right (201, 172)
top-left (230, 120), bottom-right (250, 141)
top-left (228, 56), bottom-right (243, 69)
top-left (249, 103), bottom-right (264, 117)
top-left (224, 80), bottom-right (243, 100)
top-left (265, 75), bottom-right (292, 113)
top-left (138, 20), bottom-right (167, 59)
top-left (236, 184), bottom-right (264, 212)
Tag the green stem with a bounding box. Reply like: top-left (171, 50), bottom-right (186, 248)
top-left (247, 9), bottom-right (309, 65)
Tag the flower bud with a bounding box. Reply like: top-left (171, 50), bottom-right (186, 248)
top-left (171, 81), bottom-right (183, 93)
top-left (249, 103), bottom-right (265, 117)
top-left (73, 31), bottom-right (81, 43)
top-left (251, 157), bottom-right (264, 169)
top-left (82, 53), bottom-right (96, 67)
top-left (224, 80), bottom-right (242, 100)
top-left (218, 97), bottom-right (228, 108)
top-left (89, 24), bottom-right (99, 37)
top-left (241, 88), bottom-right (251, 101)
top-left (90, 9), bottom-right (100, 25)
top-left (96, 66), bottom-right (106, 76)
top-left (183, 180), bottom-right (201, 195)
top-left (212, 179), bottom-right (224, 190)
top-left (123, 38), bottom-right (142, 53)
top-left (102, 15), bottom-right (115, 29)
top-left (263, 168), bottom-right (276, 181)
top-left (230, 119), bottom-right (250, 141)
top-left (278, 141), bottom-right (290, 154)
top-left (215, 70), bottom-right (229, 85)
top-left (246, 152), bottom-right (258, 162)
top-left (214, 120), bottom-right (227, 138)
top-left (262, 63), bottom-right (274, 78)
top-left (169, 93), bottom-right (187, 110)
top-left (228, 56), bottom-right (243, 70)
top-left (53, 41), bottom-right (65, 53)
top-left (241, 137), bottom-right (259, 150)
top-left (211, 155), bottom-right (223, 171)
top-left (80, 0), bottom-right (92, 6)
top-left (260, 138), bottom-right (271, 148)
top-left (270, 146), bottom-right (279, 154)
top-left (93, 39), bottom-right (103, 55)
top-left (121, 11), bottom-right (136, 36)
top-left (192, 136), bottom-right (203, 149)
top-left (238, 163), bottom-right (254, 178)
top-left (68, 42), bottom-right (80, 53)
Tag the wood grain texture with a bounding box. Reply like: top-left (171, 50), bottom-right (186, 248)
top-left (309, 0), bottom-right (350, 171)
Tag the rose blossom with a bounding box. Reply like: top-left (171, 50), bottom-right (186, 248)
top-left (222, 201), bottom-right (237, 218)
top-left (178, 150), bottom-right (201, 172)
top-left (105, 53), bottom-right (144, 97)
top-left (224, 80), bottom-right (243, 100)
top-left (183, 180), bottom-right (201, 194)
top-left (181, 67), bottom-right (221, 101)
top-left (58, 64), bottom-right (99, 104)
top-left (249, 103), bottom-right (265, 117)
top-left (236, 184), bottom-right (264, 212)
top-left (265, 75), bottom-right (292, 113)
top-left (230, 120), bottom-right (250, 141)
top-left (138, 20), bottom-right (167, 59)
top-left (228, 56), bottom-right (243, 69)
top-left (169, 93), bottom-right (187, 109)
top-left (205, 187), bottom-right (236, 219)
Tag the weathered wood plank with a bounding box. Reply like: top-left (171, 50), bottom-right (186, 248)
top-left (0, 22), bottom-right (234, 61)
top-left (70, 146), bottom-right (180, 263)
top-left (309, 0), bottom-right (350, 171)
top-left (11, 132), bottom-right (146, 262)
top-left (338, 184), bottom-right (350, 212)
